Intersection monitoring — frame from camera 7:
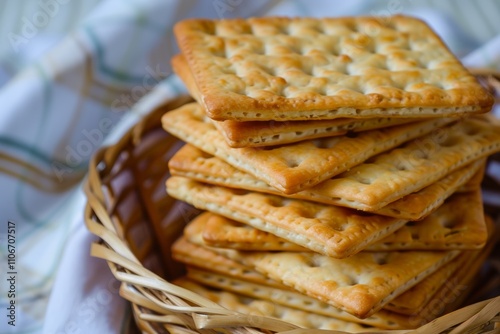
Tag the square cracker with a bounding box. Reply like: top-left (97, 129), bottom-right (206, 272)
top-left (166, 176), bottom-right (409, 258)
top-left (173, 230), bottom-right (485, 322)
top-left (235, 249), bottom-right (459, 319)
top-left (186, 267), bottom-right (414, 330)
top-left (198, 189), bottom-right (487, 252)
top-left (172, 234), bottom-right (449, 329)
top-left (168, 144), bottom-right (484, 219)
top-left (176, 217), bottom-right (494, 320)
top-left (162, 102), bottom-right (454, 194)
top-left (176, 217), bottom-right (493, 320)
top-left (174, 16), bottom-right (493, 121)
top-left (172, 54), bottom-right (418, 148)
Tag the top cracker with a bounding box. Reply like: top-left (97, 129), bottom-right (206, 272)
top-left (174, 16), bottom-right (493, 121)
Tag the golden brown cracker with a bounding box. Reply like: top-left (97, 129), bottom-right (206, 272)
top-left (174, 16), bottom-right (492, 121)
top-left (173, 53), bottom-right (418, 148)
top-left (166, 176), bottom-right (408, 258)
top-left (169, 144), bottom-right (484, 220)
top-left (162, 102), bottom-right (454, 194)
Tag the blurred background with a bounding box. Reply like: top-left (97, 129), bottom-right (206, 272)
top-left (0, 1), bottom-right (498, 333)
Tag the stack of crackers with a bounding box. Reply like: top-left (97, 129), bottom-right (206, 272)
top-left (161, 16), bottom-right (500, 331)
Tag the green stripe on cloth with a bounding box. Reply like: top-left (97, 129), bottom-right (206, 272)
top-left (0, 137), bottom-right (85, 171)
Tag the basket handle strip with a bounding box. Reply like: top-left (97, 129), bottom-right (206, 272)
top-left (480, 328), bottom-right (500, 334)
top-left (91, 243), bottom-right (231, 312)
top-left (479, 319), bottom-right (500, 334)
top-left (116, 272), bottom-right (239, 315)
top-left (122, 286), bottom-right (204, 332)
top-left (448, 298), bottom-right (500, 334)
top-left (277, 330), bottom-right (410, 334)
top-left (90, 243), bottom-right (160, 281)
top-left (130, 305), bottom-right (159, 334)
top-left (91, 243), bottom-right (307, 333)
top-left (163, 324), bottom-right (218, 334)
top-left (86, 148), bottom-right (110, 204)
top-left (413, 298), bottom-right (498, 334)
top-left (84, 186), bottom-right (122, 238)
top-left (192, 313), bottom-right (298, 332)
top-left (115, 263), bottom-right (191, 314)
top-left (140, 314), bottom-right (196, 328)
top-left (84, 181), bottom-right (131, 241)
top-left (120, 283), bottom-right (174, 314)
top-left (86, 211), bottom-right (141, 264)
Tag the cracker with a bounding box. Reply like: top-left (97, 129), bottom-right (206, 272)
top-left (386, 251), bottom-right (476, 317)
top-left (172, 54), bottom-right (418, 148)
top-left (174, 278), bottom-right (375, 331)
top-left (202, 212), bottom-right (307, 251)
top-left (385, 215), bottom-right (495, 315)
top-left (186, 268), bottom-right (414, 330)
top-left (406, 220), bottom-right (496, 327)
top-left (174, 16), bottom-right (492, 121)
top-left (199, 188), bottom-right (488, 251)
top-left (172, 234), bottom-right (283, 288)
top-left (162, 102), bottom-right (454, 194)
top-left (456, 162), bottom-right (485, 192)
top-left (384, 251), bottom-right (471, 315)
top-left (169, 144), bottom-right (484, 219)
top-left (365, 189), bottom-right (487, 251)
top-left (372, 159), bottom-right (485, 219)
top-left (224, 248), bottom-right (460, 318)
top-left (319, 115), bottom-right (500, 209)
top-left (166, 176), bottom-right (409, 258)
top-left (174, 231), bottom-right (475, 322)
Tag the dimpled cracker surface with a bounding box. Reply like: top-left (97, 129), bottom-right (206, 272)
top-left (372, 159), bottom-right (484, 219)
top-left (385, 215), bottom-right (495, 315)
top-left (169, 144), bottom-right (484, 219)
top-left (186, 268), bottom-right (416, 330)
top-left (197, 187), bottom-right (487, 251)
top-left (174, 278), bottom-right (375, 332)
top-left (401, 220), bottom-right (496, 327)
top-left (162, 102), bottom-right (453, 194)
top-left (172, 54), bottom-right (417, 148)
top-left (174, 16), bottom-right (493, 121)
top-left (323, 115), bottom-right (500, 209)
top-left (173, 232), bottom-right (477, 323)
top-left (366, 190), bottom-right (487, 251)
top-left (166, 176), bottom-right (408, 258)
top-left (234, 249), bottom-right (459, 318)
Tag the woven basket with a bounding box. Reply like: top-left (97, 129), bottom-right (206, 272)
top-left (84, 89), bottom-right (500, 333)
